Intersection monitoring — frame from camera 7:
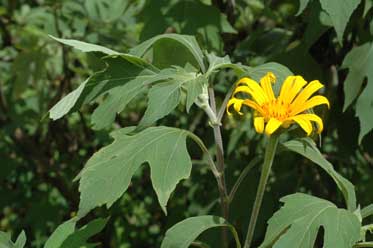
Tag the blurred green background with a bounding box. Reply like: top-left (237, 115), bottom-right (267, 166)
top-left (0, 0), bottom-right (372, 247)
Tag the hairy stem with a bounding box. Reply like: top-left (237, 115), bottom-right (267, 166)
top-left (208, 87), bottom-right (229, 248)
top-left (244, 135), bottom-right (279, 248)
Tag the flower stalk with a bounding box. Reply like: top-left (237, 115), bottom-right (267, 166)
top-left (244, 134), bottom-right (279, 248)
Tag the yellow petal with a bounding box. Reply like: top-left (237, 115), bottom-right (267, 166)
top-left (227, 98), bottom-right (243, 115)
top-left (300, 114), bottom-right (324, 133)
top-left (278, 76), bottom-right (307, 104)
top-left (260, 72), bottom-right (276, 101)
top-left (254, 117), bottom-right (265, 133)
top-left (288, 115), bottom-right (313, 136)
top-left (265, 118), bottom-right (283, 136)
top-left (291, 80), bottom-right (324, 107)
top-left (242, 99), bottom-right (265, 115)
top-left (235, 77), bottom-right (267, 104)
top-left (291, 95), bottom-right (330, 115)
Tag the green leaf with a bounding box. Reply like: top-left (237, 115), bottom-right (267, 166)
top-left (296, 0), bottom-right (310, 15)
top-left (49, 55), bottom-right (159, 129)
top-left (60, 218), bottom-right (108, 248)
top-left (281, 138), bottom-right (356, 211)
top-left (319, 0), bottom-right (360, 43)
top-left (49, 79), bottom-right (88, 120)
top-left (50, 36), bottom-right (119, 55)
top-left (138, 67), bottom-right (207, 126)
top-left (77, 126), bottom-right (192, 217)
top-left (206, 53), bottom-right (245, 77)
top-left (341, 42), bottom-right (373, 142)
top-left (161, 216), bottom-right (241, 248)
top-left (14, 232), bottom-right (26, 248)
top-left (362, 203), bottom-right (373, 218)
top-left (44, 219), bottom-right (76, 248)
top-left (259, 193), bottom-right (361, 248)
top-left (44, 218), bottom-right (107, 248)
top-left (139, 81), bottom-right (181, 127)
top-left (185, 75), bottom-right (206, 112)
top-left (129, 34), bottom-right (206, 72)
top-left (0, 231), bottom-right (26, 248)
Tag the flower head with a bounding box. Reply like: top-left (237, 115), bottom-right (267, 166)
top-left (227, 72), bottom-right (330, 136)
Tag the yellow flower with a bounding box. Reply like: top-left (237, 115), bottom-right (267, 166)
top-left (227, 72), bottom-right (330, 136)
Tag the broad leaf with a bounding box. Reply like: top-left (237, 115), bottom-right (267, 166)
top-left (281, 138), bottom-right (356, 211)
top-left (44, 219), bottom-right (76, 248)
top-left (49, 55), bottom-right (159, 129)
top-left (161, 216), bottom-right (241, 248)
top-left (50, 36), bottom-right (119, 55)
top-left (259, 193), bottom-right (361, 248)
top-left (138, 67), bottom-right (208, 126)
top-left (0, 231), bottom-right (26, 248)
top-left (44, 218), bottom-right (107, 248)
top-left (341, 42), bottom-right (373, 142)
top-left (129, 34), bottom-right (206, 72)
top-left (77, 126), bottom-right (192, 217)
top-left (319, 0), bottom-right (360, 43)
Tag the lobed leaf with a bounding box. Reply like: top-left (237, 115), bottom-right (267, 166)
top-left (260, 193), bottom-right (361, 248)
top-left (77, 126), bottom-right (192, 217)
top-left (341, 42), bottom-right (373, 142)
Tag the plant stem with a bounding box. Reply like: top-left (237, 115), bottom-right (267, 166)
top-left (208, 87), bottom-right (229, 248)
top-left (244, 135), bottom-right (279, 248)
top-left (354, 243), bottom-right (373, 248)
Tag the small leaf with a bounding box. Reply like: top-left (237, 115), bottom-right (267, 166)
top-left (206, 53), bottom-right (245, 76)
top-left (260, 193), bottom-right (361, 248)
top-left (319, 0), bottom-right (360, 43)
top-left (14, 232), bottom-right (26, 248)
top-left (0, 231), bottom-right (26, 248)
top-left (185, 75), bottom-right (206, 112)
top-left (161, 216), bottom-right (241, 248)
top-left (281, 138), bottom-right (356, 211)
top-left (49, 80), bottom-right (88, 120)
top-left (60, 218), bottom-right (108, 248)
top-left (362, 203), bottom-right (373, 218)
top-left (44, 219), bottom-right (76, 248)
top-left (77, 126), bottom-right (192, 217)
top-left (50, 36), bottom-right (119, 55)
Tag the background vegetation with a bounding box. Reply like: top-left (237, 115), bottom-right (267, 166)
top-left (0, 0), bottom-right (373, 247)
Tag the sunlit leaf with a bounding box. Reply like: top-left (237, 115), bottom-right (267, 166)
top-left (259, 193), bottom-right (361, 248)
top-left (50, 36), bottom-right (119, 55)
top-left (77, 126), bottom-right (192, 216)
